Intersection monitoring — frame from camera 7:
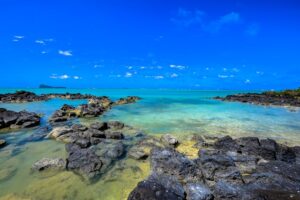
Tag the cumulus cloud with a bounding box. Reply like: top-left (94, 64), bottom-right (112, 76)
top-left (125, 72), bottom-right (133, 78)
top-left (35, 40), bottom-right (45, 45)
top-left (245, 79), bottom-right (251, 84)
top-left (50, 74), bottom-right (80, 80)
top-left (170, 64), bottom-right (187, 70)
top-left (13, 35), bottom-right (24, 42)
top-left (58, 50), bottom-right (72, 56)
top-left (154, 75), bottom-right (164, 79)
top-left (94, 64), bottom-right (103, 68)
top-left (170, 73), bottom-right (179, 78)
top-left (218, 74), bottom-right (234, 79)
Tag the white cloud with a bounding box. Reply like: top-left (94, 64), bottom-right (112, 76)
top-left (140, 66), bottom-right (146, 69)
top-left (58, 50), bottom-right (72, 56)
top-left (232, 68), bottom-right (239, 72)
top-left (170, 64), bottom-right (186, 70)
top-left (125, 72), bottom-right (133, 78)
top-left (154, 75), bottom-right (164, 79)
top-left (50, 74), bottom-right (80, 80)
top-left (245, 79), bottom-right (251, 84)
top-left (170, 73), bottom-right (178, 78)
top-left (14, 35), bottom-right (24, 39)
top-left (256, 71), bottom-right (264, 75)
top-left (73, 76), bottom-right (81, 80)
top-left (205, 67), bottom-right (210, 70)
top-left (223, 68), bottom-right (227, 71)
top-left (127, 66), bottom-right (133, 69)
top-left (218, 74), bottom-right (234, 79)
top-left (35, 40), bottom-right (45, 45)
top-left (41, 51), bottom-right (47, 54)
top-left (245, 24), bottom-right (259, 36)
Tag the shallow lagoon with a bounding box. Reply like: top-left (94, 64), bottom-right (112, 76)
top-left (0, 89), bottom-right (300, 199)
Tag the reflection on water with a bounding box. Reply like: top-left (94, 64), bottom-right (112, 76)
top-left (1, 89), bottom-right (300, 199)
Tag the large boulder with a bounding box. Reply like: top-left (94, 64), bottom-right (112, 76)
top-left (0, 108), bottom-right (40, 130)
top-left (128, 173), bottom-right (185, 200)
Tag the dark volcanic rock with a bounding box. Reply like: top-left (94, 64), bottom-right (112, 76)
top-left (128, 135), bottom-right (300, 200)
top-left (114, 96), bottom-right (141, 105)
top-left (128, 173), bottom-right (185, 200)
top-left (0, 108), bottom-right (40, 130)
top-left (214, 89), bottom-right (300, 108)
top-left (0, 90), bottom-right (47, 103)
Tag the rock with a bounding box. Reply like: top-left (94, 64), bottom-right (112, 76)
top-left (0, 108), bottom-right (41, 130)
top-left (89, 122), bottom-right (108, 131)
top-left (184, 183), bottom-right (214, 200)
top-left (161, 134), bottom-right (179, 146)
top-left (114, 96), bottom-right (141, 105)
top-left (66, 140), bottom-right (125, 180)
top-left (107, 121), bottom-right (124, 129)
top-left (128, 147), bottom-right (148, 160)
top-left (71, 124), bottom-right (88, 132)
top-left (104, 130), bottom-right (124, 139)
top-left (66, 143), bottom-right (103, 179)
top-left (151, 147), bottom-right (203, 182)
top-left (46, 126), bottom-right (72, 139)
top-left (32, 158), bottom-right (66, 171)
top-left (128, 173), bottom-right (185, 200)
top-left (0, 139), bottom-right (6, 148)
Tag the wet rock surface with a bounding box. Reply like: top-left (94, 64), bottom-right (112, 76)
top-left (49, 96), bottom-right (141, 123)
top-left (0, 139), bottom-right (6, 148)
top-left (214, 90), bottom-right (300, 107)
top-left (32, 158), bottom-right (66, 171)
top-left (128, 135), bottom-right (300, 200)
top-left (0, 108), bottom-right (41, 130)
top-left (43, 121), bottom-right (133, 180)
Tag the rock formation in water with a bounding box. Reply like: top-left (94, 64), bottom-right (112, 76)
top-left (0, 108), bottom-right (41, 130)
top-left (48, 96), bottom-right (141, 123)
top-left (128, 135), bottom-right (300, 200)
top-left (214, 88), bottom-right (300, 108)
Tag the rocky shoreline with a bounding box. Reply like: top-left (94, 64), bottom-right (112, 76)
top-left (214, 89), bottom-right (300, 108)
top-left (0, 90), bottom-right (140, 103)
top-left (29, 120), bottom-right (300, 199)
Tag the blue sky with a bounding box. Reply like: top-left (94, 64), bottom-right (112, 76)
top-left (0, 0), bottom-right (300, 89)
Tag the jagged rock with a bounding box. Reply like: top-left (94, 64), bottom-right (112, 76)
top-left (89, 122), bottom-right (108, 131)
top-left (161, 134), bottom-right (179, 146)
top-left (184, 183), bottom-right (214, 200)
top-left (107, 121), bottom-right (124, 129)
top-left (128, 147), bottom-right (148, 160)
top-left (114, 96), bottom-right (141, 105)
top-left (66, 140), bottom-right (125, 179)
top-left (0, 108), bottom-right (40, 130)
top-left (32, 158), bottom-right (66, 171)
top-left (104, 130), bottom-right (124, 139)
top-left (128, 173), bottom-right (185, 200)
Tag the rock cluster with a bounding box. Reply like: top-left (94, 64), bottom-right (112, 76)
top-left (128, 135), bottom-right (300, 200)
top-left (0, 108), bottom-right (40, 130)
top-left (214, 92), bottom-right (300, 107)
top-left (41, 121), bottom-right (127, 179)
top-left (0, 91), bottom-right (47, 103)
top-left (49, 96), bottom-right (141, 123)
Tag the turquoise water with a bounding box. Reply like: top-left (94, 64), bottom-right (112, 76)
top-left (0, 88), bottom-right (300, 199)
top-left (1, 88), bottom-right (300, 144)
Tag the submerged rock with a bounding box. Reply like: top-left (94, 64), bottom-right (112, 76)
top-left (114, 96), bottom-right (141, 105)
top-left (32, 158), bottom-right (66, 171)
top-left (0, 108), bottom-right (40, 130)
top-left (0, 139), bottom-right (6, 148)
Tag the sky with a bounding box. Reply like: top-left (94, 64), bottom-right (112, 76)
top-left (0, 0), bottom-right (300, 90)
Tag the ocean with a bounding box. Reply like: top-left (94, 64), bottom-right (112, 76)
top-left (0, 88), bottom-right (300, 199)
